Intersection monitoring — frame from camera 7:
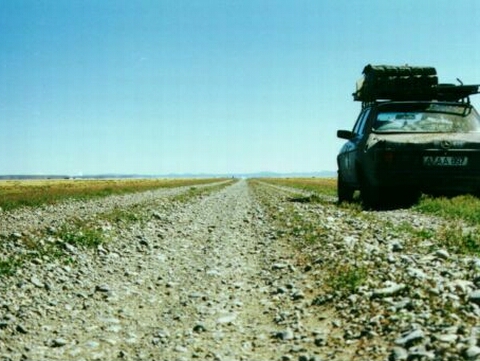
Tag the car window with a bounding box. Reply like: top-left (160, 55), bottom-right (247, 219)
top-left (352, 108), bottom-right (371, 135)
top-left (373, 103), bottom-right (480, 133)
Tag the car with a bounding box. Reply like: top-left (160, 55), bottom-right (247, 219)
top-left (336, 65), bottom-right (480, 208)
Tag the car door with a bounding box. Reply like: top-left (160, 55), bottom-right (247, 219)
top-left (340, 108), bottom-right (372, 183)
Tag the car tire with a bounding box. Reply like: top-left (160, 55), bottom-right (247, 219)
top-left (337, 175), bottom-right (354, 203)
top-left (360, 176), bottom-right (382, 209)
top-left (393, 188), bottom-right (420, 207)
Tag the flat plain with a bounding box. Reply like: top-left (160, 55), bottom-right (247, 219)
top-left (1, 178), bottom-right (480, 361)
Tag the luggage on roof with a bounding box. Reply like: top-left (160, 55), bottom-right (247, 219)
top-left (353, 64), bottom-right (480, 102)
top-left (435, 83), bottom-right (480, 101)
top-left (353, 64), bottom-right (438, 102)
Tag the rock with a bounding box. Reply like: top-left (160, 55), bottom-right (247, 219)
top-left (193, 323), bottom-right (206, 333)
top-left (30, 276), bottom-right (44, 288)
top-left (394, 329), bottom-right (425, 347)
top-left (392, 241), bottom-right (404, 252)
top-left (292, 290), bottom-right (305, 300)
top-left (449, 279), bottom-right (474, 294)
top-left (407, 346), bottom-right (435, 360)
top-left (64, 243), bottom-right (77, 254)
top-left (0, 321), bottom-right (9, 329)
top-left (216, 314), bottom-right (236, 324)
top-left (16, 324), bottom-right (28, 334)
top-left (465, 345), bottom-right (480, 359)
top-left (407, 267), bottom-right (427, 280)
top-left (435, 249), bottom-right (450, 260)
top-left (85, 340), bottom-right (100, 348)
top-left (174, 345), bottom-right (188, 353)
top-left (152, 212), bottom-right (163, 220)
top-left (11, 232), bottom-right (22, 240)
top-left (95, 284), bottom-right (111, 293)
top-left (468, 290), bottom-right (480, 304)
top-left (154, 329), bottom-right (170, 339)
top-left (51, 338), bottom-right (68, 347)
top-left (389, 346), bottom-right (408, 360)
top-left (372, 283), bottom-right (406, 298)
top-left (275, 328), bottom-right (294, 341)
top-left (344, 235), bottom-right (357, 248)
top-left (434, 334), bottom-right (457, 343)
top-left (314, 335), bottom-right (327, 347)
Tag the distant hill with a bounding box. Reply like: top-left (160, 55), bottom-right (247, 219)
top-left (239, 171), bottom-right (336, 178)
top-left (0, 171), bottom-right (336, 180)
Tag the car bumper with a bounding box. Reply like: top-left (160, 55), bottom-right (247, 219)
top-left (367, 150), bottom-right (480, 193)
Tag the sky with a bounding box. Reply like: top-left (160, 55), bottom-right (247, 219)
top-left (1, 0), bottom-right (480, 176)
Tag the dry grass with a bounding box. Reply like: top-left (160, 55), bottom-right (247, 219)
top-left (0, 178), bottom-right (225, 211)
top-left (260, 177), bottom-right (337, 196)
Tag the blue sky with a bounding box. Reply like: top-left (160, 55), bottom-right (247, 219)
top-left (1, 0), bottom-right (480, 175)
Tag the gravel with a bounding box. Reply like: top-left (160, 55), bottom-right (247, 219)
top-left (0, 179), bottom-right (480, 360)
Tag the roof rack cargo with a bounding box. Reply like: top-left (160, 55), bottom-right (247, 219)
top-left (353, 64), bottom-right (479, 102)
top-left (435, 83), bottom-right (480, 102)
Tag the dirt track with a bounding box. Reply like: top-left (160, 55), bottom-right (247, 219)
top-left (1, 180), bottom-right (480, 361)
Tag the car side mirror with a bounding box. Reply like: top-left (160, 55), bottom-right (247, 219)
top-left (337, 130), bottom-right (354, 140)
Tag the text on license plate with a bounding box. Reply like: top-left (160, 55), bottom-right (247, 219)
top-left (423, 156), bottom-right (468, 166)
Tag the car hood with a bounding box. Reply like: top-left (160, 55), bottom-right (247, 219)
top-left (367, 132), bottom-right (480, 150)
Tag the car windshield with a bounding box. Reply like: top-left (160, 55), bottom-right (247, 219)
top-left (372, 103), bottom-right (480, 133)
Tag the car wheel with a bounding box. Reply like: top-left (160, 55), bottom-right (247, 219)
top-left (337, 175), bottom-right (354, 203)
top-left (360, 176), bottom-right (382, 209)
top-left (396, 188), bottom-right (420, 207)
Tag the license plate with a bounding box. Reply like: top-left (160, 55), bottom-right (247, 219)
top-left (423, 156), bottom-right (468, 166)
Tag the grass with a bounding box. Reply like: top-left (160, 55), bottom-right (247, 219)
top-left (57, 222), bottom-right (106, 248)
top-left (326, 264), bottom-right (368, 294)
top-left (102, 206), bottom-right (145, 224)
top-left (435, 224), bottom-right (480, 255)
top-left (394, 221), bottom-right (480, 255)
top-left (260, 177), bottom-right (337, 197)
top-left (413, 194), bottom-right (480, 225)
top-left (263, 177), bottom-right (480, 223)
top-left (0, 178), bottom-right (226, 211)
top-left (260, 177), bottom-right (480, 223)
top-left (0, 258), bottom-right (20, 277)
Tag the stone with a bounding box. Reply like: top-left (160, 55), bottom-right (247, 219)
top-left (469, 290), bottom-right (480, 304)
top-left (174, 345), bottom-right (188, 353)
top-left (217, 314), bottom-right (236, 324)
top-left (193, 323), bottom-right (206, 333)
top-left (465, 345), bottom-right (480, 359)
top-left (95, 284), bottom-right (111, 293)
top-left (30, 276), bottom-right (44, 288)
top-left (390, 347), bottom-right (408, 361)
top-left (392, 241), bottom-right (404, 252)
top-left (152, 212), bottom-right (163, 220)
top-left (275, 328), bottom-right (294, 341)
top-left (394, 329), bottom-right (424, 347)
top-left (51, 338), bottom-right (68, 347)
top-left (372, 283), bottom-right (406, 298)
top-left (434, 334), bottom-right (457, 343)
top-left (435, 249), bottom-right (450, 260)
top-left (16, 324), bottom-right (28, 334)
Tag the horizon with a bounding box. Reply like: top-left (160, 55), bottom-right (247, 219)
top-left (0, 170), bottom-right (337, 179)
top-left (2, 1), bottom-right (480, 175)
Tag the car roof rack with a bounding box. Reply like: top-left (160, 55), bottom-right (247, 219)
top-left (353, 64), bottom-right (480, 103)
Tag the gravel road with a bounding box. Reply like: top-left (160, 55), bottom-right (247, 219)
top-left (1, 180), bottom-right (480, 361)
